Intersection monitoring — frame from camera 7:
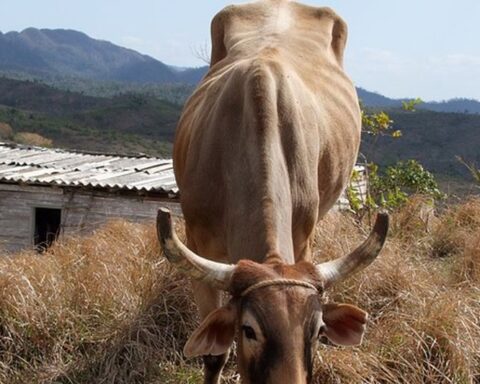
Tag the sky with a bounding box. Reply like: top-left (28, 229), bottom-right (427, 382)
top-left (1, 0), bottom-right (479, 101)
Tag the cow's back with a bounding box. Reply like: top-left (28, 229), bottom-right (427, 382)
top-left (173, 1), bottom-right (361, 264)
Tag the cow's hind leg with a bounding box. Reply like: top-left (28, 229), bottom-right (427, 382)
top-left (191, 279), bottom-right (230, 384)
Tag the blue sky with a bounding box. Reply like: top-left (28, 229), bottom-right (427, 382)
top-left (1, 0), bottom-right (479, 101)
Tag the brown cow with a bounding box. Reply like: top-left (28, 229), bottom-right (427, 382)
top-left (158, 1), bottom-right (388, 383)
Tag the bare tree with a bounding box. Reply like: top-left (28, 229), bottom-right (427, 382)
top-left (191, 41), bottom-right (211, 65)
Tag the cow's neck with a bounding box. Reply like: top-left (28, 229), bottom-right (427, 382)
top-left (225, 148), bottom-right (294, 265)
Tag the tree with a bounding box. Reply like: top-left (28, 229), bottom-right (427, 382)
top-left (348, 99), bottom-right (444, 213)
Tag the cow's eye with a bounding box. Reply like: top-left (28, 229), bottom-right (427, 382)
top-left (242, 325), bottom-right (257, 340)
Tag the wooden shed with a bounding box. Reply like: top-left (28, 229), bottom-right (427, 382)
top-left (0, 142), bottom-right (180, 252)
top-left (0, 142), bottom-right (367, 253)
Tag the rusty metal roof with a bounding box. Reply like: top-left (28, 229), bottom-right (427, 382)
top-left (0, 142), bottom-right (178, 196)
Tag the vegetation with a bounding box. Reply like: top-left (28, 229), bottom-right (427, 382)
top-left (0, 122), bottom-right (13, 139)
top-left (349, 102), bottom-right (445, 214)
top-left (457, 156), bottom-right (480, 186)
top-left (0, 77), bottom-right (179, 156)
top-left (0, 72), bottom-right (197, 105)
top-left (0, 197), bottom-right (478, 383)
top-left (13, 132), bottom-right (52, 147)
top-left (348, 160), bottom-right (444, 213)
top-left (363, 108), bottom-right (480, 191)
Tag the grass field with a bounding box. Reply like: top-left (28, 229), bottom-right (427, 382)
top-left (0, 197), bottom-right (479, 383)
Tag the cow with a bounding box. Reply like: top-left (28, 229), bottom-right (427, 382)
top-left (157, 1), bottom-right (388, 383)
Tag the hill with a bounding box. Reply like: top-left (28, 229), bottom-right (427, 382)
top-left (358, 88), bottom-right (480, 115)
top-left (1, 76), bottom-right (479, 188)
top-left (362, 108), bottom-right (480, 186)
top-left (0, 77), bottom-right (181, 155)
top-left (0, 28), bottom-right (206, 84)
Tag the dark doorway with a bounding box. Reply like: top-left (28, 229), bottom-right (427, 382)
top-left (34, 208), bottom-right (61, 252)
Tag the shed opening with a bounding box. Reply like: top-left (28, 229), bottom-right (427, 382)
top-left (34, 208), bottom-right (61, 251)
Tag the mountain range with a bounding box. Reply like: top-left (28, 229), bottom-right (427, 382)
top-left (1, 28), bottom-right (480, 114)
top-left (0, 28), bottom-right (206, 84)
top-left (356, 88), bottom-right (480, 115)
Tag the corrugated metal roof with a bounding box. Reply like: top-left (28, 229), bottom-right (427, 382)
top-left (0, 142), bottom-right (178, 196)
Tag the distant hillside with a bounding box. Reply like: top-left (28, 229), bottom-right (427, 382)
top-left (0, 77), bottom-right (181, 155)
top-left (0, 28), bottom-right (206, 84)
top-left (421, 99), bottom-right (480, 114)
top-left (357, 88), bottom-right (480, 115)
top-left (1, 77), bottom-right (479, 188)
top-left (362, 108), bottom-right (480, 183)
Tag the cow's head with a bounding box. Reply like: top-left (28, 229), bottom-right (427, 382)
top-left (157, 208), bottom-right (388, 383)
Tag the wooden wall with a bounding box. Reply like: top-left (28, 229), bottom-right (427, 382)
top-left (0, 183), bottom-right (180, 253)
top-left (0, 170), bottom-right (367, 253)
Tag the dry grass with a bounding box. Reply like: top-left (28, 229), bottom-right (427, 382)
top-left (0, 221), bottom-right (198, 384)
top-left (1, 197), bottom-right (479, 383)
top-left (312, 197), bottom-right (480, 384)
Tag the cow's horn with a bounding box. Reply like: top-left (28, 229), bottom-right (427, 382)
top-left (157, 208), bottom-right (235, 290)
top-left (316, 212), bottom-right (389, 287)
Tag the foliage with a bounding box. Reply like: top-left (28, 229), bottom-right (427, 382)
top-left (361, 97), bottom-right (422, 140)
top-left (401, 97), bottom-right (423, 112)
top-left (350, 98), bottom-right (447, 212)
top-left (1, 70), bottom-right (197, 105)
top-left (346, 168), bottom-right (365, 213)
top-left (367, 160), bottom-right (445, 210)
top-left (457, 156), bottom-right (480, 186)
top-left (0, 77), bottom-right (179, 156)
top-left (362, 109), bottom-right (401, 138)
top-left (360, 108), bottom-right (480, 189)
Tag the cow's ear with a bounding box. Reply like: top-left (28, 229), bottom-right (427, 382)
top-left (184, 304), bottom-right (236, 358)
top-left (330, 17), bottom-right (348, 67)
top-left (314, 9), bottom-right (348, 67)
top-left (210, 9), bottom-right (229, 66)
top-left (321, 303), bottom-right (368, 346)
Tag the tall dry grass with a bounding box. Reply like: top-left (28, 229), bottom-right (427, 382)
top-left (0, 221), bottom-right (198, 384)
top-left (0, 197), bottom-right (479, 383)
top-left (312, 196), bottom-right (480, 383)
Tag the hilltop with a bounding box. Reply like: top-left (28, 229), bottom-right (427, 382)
top-left (0, 28), bottom-right (206, 84)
